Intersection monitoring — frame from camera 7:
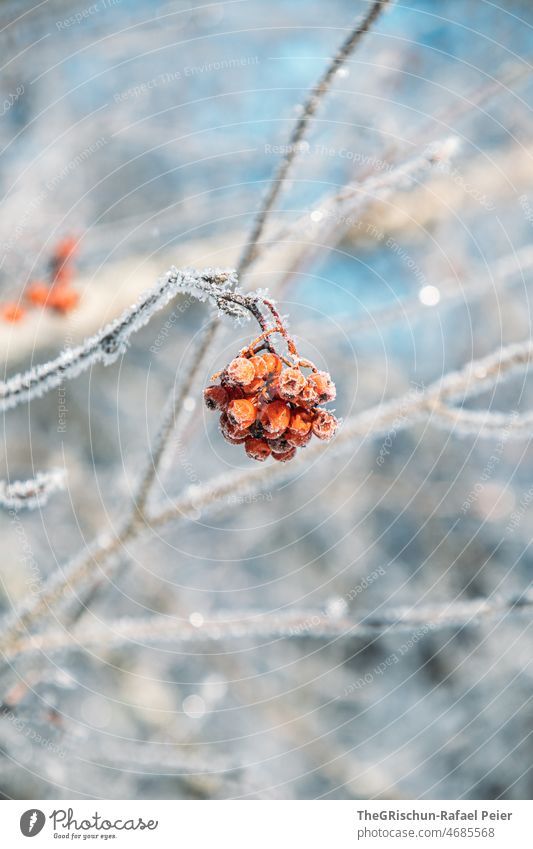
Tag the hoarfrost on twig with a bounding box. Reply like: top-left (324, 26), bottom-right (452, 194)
top-left (5, 593), bottom-right (533, 661)
top-left (0, 469), bottom-right (66, 511)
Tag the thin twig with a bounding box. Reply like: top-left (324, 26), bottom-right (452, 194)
top-left (5, 594), bottom-right (532, 661)
top-left (0, 469), bottom-right (66, 512)
top-left (237, 0), bottom-right (392, 273)
top-left (1, 335), bottom-right (531, 660)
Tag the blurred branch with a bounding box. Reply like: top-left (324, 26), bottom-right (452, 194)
top-left (6, 594), bottom-right (533, 660)
top-left (0, 469), bottom-right (65, 512)
top-left (1, 333), bottom-right (531, 662)
top-left (238, 0), bottom-right (392, 273)
top-left (271, 137), bottom-right (459, 288)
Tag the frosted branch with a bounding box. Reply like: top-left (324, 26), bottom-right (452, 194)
top-left (0, 267), bottom-right (237, 413)
top-left (5, 593), bottom-right (532, 661)
top-left (0, 469), bottom-right (66, 512)
top-left (274, 137), bottom-right (459, 282)
top-left (238, 0), bottom-right (393, 274)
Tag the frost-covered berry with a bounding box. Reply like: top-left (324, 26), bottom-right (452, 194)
top-left (227, 398), bottom-right (257, 429)
top-left (307, 370), bottom-right (336, 403)
top-left (272, 446), bottom-right (297, 463)
top-left (299, 381), bottom-right (319, 405)
top-left (220, 413), bottom-right (248, 443)
top-left (312, 410), bottom-right (338, 441)
top-left (278, 367), bottom-right (306, 400)
top-left (285, 429), bottom-right (312, 448)
top-left (250, 355), bottom-right (268, 379)
top-left (259, 352), bottom-right (282, 376)
top-left (245, 437), bottom-right (271, 461)
top-left (204, 385), bottom-right (228, 410)
top-left (226, 356), bottom-right (255, 387)
top-left (259, 400), bottom-right (291, 434)
top-left (289, 408), bottom-right (313, 436)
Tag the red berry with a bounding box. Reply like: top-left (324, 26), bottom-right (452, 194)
top-left (226, 356), bottom-right (255, 387)
top-left (300, 381), bottom-right (319, 405)
top-left (312, 410), bottom-right (338, 441)
top-left (289, 408), bottom-right (313, 435)
top-left (258, 352), bottom-right (282, 376)
top-left (278, 367), bottom-right (306, 400)
top-left (285, 429), bottom-right (312, 448)
top-left (250, 355), bottom-right (268, 379)
top-left (2, 302), bottom-right (25, 322)
top-left (203, 385), bottom-right (228, 410)
top-left (258, 400), bottom-right (291, 434)
top-left (227, 398), bottom-right (257, 429)
top-left (48, 286), bottom-right (79, 313)
top-left (26, 281), bottom-right (50, 306)
top-left (307, 370), bottom-right (336, 403)
top-left (220, 413), bottom-right (248, 442)
top-left (245, 437), bottom-right (271, 461)
top-left (272, 447), bottom-right (297, 463)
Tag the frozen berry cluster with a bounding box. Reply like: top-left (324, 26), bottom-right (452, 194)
top-left (204, 350), bottom-right (338, 463)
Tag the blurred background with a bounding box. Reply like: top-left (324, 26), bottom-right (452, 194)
top-left (0, 0), bottom-right (533, 799)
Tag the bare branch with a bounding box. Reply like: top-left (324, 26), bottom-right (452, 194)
top-left (0, 469), bottom-right (66, 512)
top-left (2, 334), bottom-right (532, 659)
top-left (237, 0), bottom-right (393, 274)
top-left (5, 593), bottom-right (532, 661)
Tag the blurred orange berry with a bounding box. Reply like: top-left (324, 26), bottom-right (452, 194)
top-left (2, 302), bottom-right (26, 322)
top-left (47, 287), bottom-right (80, 313)
top-left (26, 282), bottom-right (51, 307)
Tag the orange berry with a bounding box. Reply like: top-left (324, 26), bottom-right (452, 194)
top-left (312, 410), bottom-right (338, 441)
top-left (227, 398), bottom-right (257, 429)
top-left (300, 381), bottom-right (319, 405)
top-left (2, 302), bottom-right (25, 322)
top-left (204, 385), bottom-right (228, 411)
top-left (53, 236), bottom-right (78, 262)
top-left (52, 264), bottom-right (75, 286)
top-left (285, 429), bottom-right (312, 448)
top-left (26, 282), bottom-right (50, 306)
top-left (266, 436), bottom-right (291, 453)
top-left (226, 356), bottom-right (255, 387)
top-left (47, 286), bottom-right (79, 313)
top-left (220, 413), bottom-right (248, 442)
top-left (258, 400), bottom-right (291, 434)
top-left (278, 367), bottom-right (306, 400)
top-left (243, 376), bottom-right (265, 395)
top-left (307, 370), bottom-right (336, 403)
top-left (250, 355), bottom-right (268, 379)
top-left (258, 352), bottom-right (282, 376)
top-left (289, 407), bottom-right (313, 436)
top-left (272, 446), bottom-right (297, 463)
top-left (245, 437), bottom-right (271, 462)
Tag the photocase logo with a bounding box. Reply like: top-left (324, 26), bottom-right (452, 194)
top-left (20, 809), bottom-right (46, 837)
